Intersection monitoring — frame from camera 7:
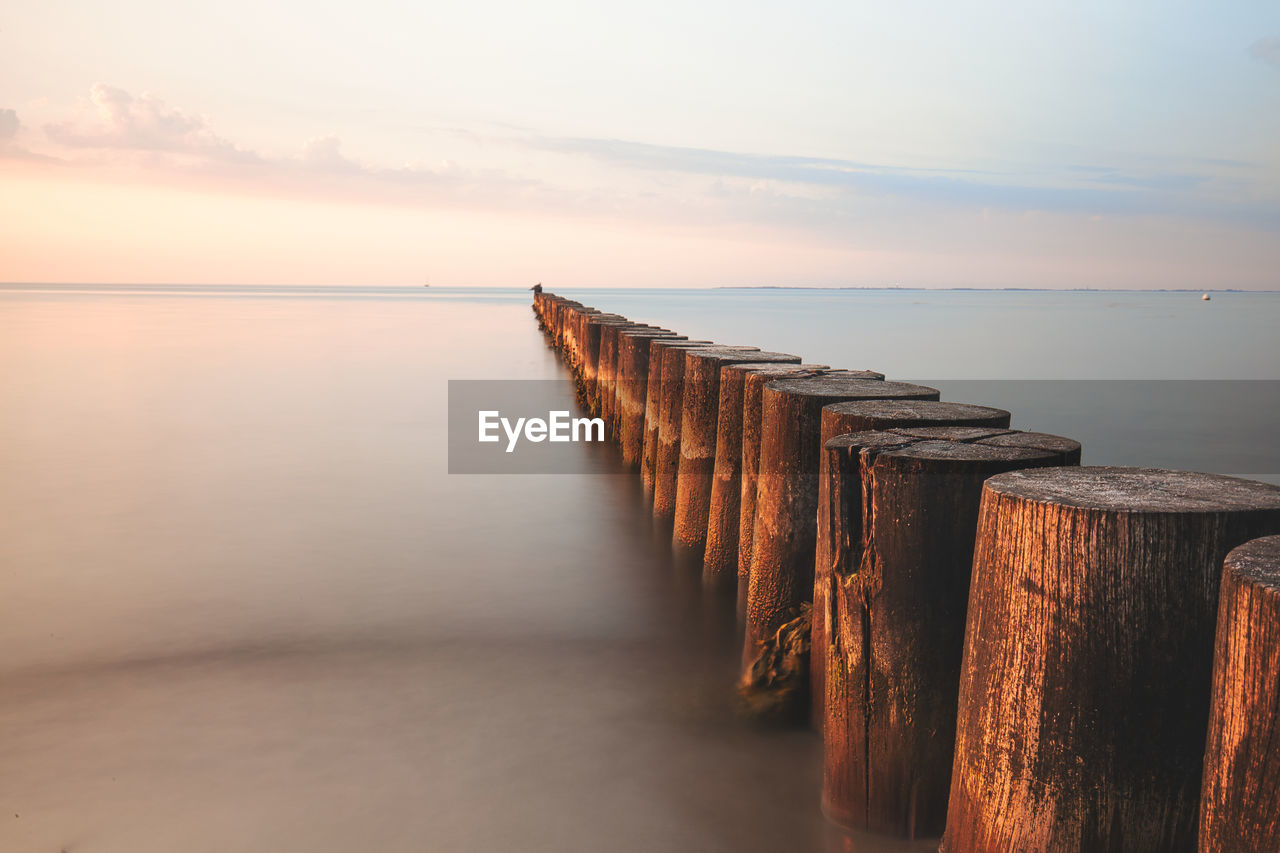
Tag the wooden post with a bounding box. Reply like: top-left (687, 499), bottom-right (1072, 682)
top-left (1199, 534), bottom-right (1280, 853)
top-left (812, 401), bottom-right (1012, 725)
top-left (703, 363), bottom-right (829, 589)
top-left (736, 369), bottom-right (884, 620)
top-left (615, 328), bottom-right (685, 468)
top-left (743, 378), bottom-right (938, 668)
top-left (599, 322), bottom-right (661, 432)
top-left (673, 348), bottom-right (801, 555)
top-left (579, 314), bottom-right (628, 413)
top-left (653, 345), bottom-right (758, 520)
top-left (820, 428), bottom-right (1080, 839)
top-left (611, 327), bottom-right (676, 444)
top-left (565, 306), bottom-right (599, 376)
top-left (944, 468), bottom-right (1280, 853)
top-left (641, 338), bottom-right (714, 492)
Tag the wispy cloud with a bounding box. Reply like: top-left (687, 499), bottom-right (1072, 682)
top-left (0, 109), bottom-right (17, 141)
top-left (18, 84), bottom-right (1280, 237)
top-left (27, 84), bottom-right (555, 212)
top-left (1251, 35), bottom-right (1280, 69)
top-left (532, 135), bottom-right (1275, 226)
top-left (44, 84), bottom-right (260, 163)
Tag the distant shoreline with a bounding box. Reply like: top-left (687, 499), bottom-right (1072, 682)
top-left (2, 283), bottom-right (1277, 294)
top-left (714, 286), bottom-right (1276, 293)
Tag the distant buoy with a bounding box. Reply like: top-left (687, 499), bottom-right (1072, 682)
top-left (1202, 293), bottom-right (1211, 301)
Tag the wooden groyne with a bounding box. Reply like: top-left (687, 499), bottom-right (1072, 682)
top-left (530, 290), bottom-right (1280, 850)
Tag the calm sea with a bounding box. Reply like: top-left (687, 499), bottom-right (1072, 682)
top-left (1, 284), bottom-right (1276, 852)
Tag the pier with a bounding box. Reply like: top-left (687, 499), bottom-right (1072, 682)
top-left (531, 290), bottom-right (1280, 851)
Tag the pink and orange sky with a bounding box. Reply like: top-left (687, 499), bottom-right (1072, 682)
top-left (3, 1), bottom-right (1278, 288)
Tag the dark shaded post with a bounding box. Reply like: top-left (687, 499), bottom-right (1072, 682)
top-left (674, 348), bottom-right (801, 555)
top-left (736, 369), bottom-right (884, 620)
top-left (812, 401), bottom-right (1012, 725)
top-left (703, 363), bottom-right (828, 589)
top-left (653, 345), bottom-right (757, 520)
top-left (615, 328), bottom-right (685, 468)
top-left (820, 429), bottom-right (1079, 839)
top-left (743, 378), bottom-right (937, 667)
top-left (945, 468), bottom-right (1280, 853)
top-left (1199, 534), bottom-right (1280, 853)
top-left (640, 338), bottom-right (714, 493)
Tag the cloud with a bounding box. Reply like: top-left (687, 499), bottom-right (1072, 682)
top-left (21, 84), bottom-right (1279, 238)
top-left (30, 84), bottom-right (552, 210)
top-left (44, 84), bottom-right (259, 163)
top-left (1251, 36), bottom-right (1280, 69)
top-left (529, 135), bottom-right (1280, 229)
top-left (0, 108), bottom-right (17, 141)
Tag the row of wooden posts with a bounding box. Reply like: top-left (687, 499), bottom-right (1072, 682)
top-left (530, 289), bottom-right (1280, 852)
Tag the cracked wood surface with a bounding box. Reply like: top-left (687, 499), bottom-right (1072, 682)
top-left (944, 468), bottom-right (1280, 853)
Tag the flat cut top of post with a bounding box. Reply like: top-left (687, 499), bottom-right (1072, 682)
top-left (983, 467), bottom-right (1280, 513)
top-left (818, 369), bottom-right (886, 380)
top-left (891, 426), bottom-right (1012, 442)
top-left (826, 428), bottom-right (1076, 464)
top-left (618, 329), bottom-right (680, 339)
top-left (651, 338), bottom-right (712, 346)
top-left (766, 377), bottom-right (933, 401)
top-left (1224, 535), bottom-right (1280, 591)
top-left (976, 431), bottom-right (1081, 455)
top-left (685, 348), bottom-right (799, 365)
top-left (885, 438), bottom-right (1054, 464)
top-left (823, 399), bottom-right (1009, 423)
top-left (727, 362), bottom-right (829, 374)
top-left (586, 314), bottom-right (629, 324)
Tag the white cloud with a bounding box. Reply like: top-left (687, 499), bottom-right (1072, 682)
top-left (43, 84), bottom-right (258, 162)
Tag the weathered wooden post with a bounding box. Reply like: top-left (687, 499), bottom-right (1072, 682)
top-left (944, 467), bottom-right (1280, 853)
top-left (820, 428), bottom-right (1079, 839)
top-left (743, 378), bottom-right (939, 667)
top-left (579, 314), bottom-right (628, 413)
top-left (610, 327), bottom-right (677, 443)
top-left (599, 322), bottom-right (661, 432)
top-left (1199, 534), bottom-right (1280, 853)
top-left (736, 369), bottom-right (884, 619)
top-left (615, 328), bottom-right (685, 468)
top-left (641, 338), bottom-right (714, 492)
top-left (673, 348), bottom-right (801, 555)
top-left (703, 363), bottom-right (829, 588)
top-left (812, 401), bottom-right (1012, 724)
top-left (565, 305), bottom-right (599, 375)
top-left (653, 345), bottom-right (758, 520)
top-left (537, 293), bottom-right (563, 336)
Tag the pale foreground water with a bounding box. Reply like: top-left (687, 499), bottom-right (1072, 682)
top-left (1, 285), bottom-right (1276, 852)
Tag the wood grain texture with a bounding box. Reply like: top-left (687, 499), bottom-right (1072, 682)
top-left (820, 429), bottom-right (1079, 839)
top-left (944, 468), bottom-right (1280, 853)
top-left (704, 363), bottom-right (828, 589)
top-left (1198, 534), bottom-right (1280, 853)
top-left (654, 345), bottom-right (754, 520)
top-left (640, 339), bottom-right (712, 492)
top-left (815, 397), bottom-right (983, 728)
top-left (614, 329), bottom-right (681, 468)
top-left (743, 377), bottom-right (931, 674)
top-left (674, 349), bottom-right (800, 554)
top-left (736, 369), bottom-right (884, 621)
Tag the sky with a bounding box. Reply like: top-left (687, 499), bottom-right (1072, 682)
top-left (2, 0), bottom-right (1278, 288)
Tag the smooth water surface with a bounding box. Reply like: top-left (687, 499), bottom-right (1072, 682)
top-left (1, 284), bottom-right (1276, 851)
